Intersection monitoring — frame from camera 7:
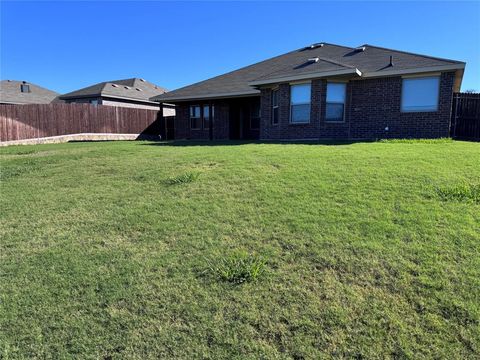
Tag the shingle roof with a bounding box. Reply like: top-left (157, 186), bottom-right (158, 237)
top-left (151, 43), bottom-right (465, 102)
top-left (60, 78), bottom-right (168, 103)
top-left (0, 80), bottom-right (61, 104)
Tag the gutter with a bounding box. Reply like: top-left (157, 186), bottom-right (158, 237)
top-left (361, 64), bottom-right (465, 78)
top-left (151, 90), bottom-right (261, 103)
top-left (248, 68), bottom-right (362, 86)
top-left (59, 93), bottom-right (162, 105)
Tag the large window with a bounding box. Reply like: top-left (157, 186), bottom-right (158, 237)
top-left (326, 83), bottom-right (347, 122)
top-left (401, 76), bottom-right (440, 112)
top-left (272, 89), bottom-right (279, 125)
top-left (290, 83), bottom-right (311, 123)
top-left (190, 105), bottom-right (201, 129)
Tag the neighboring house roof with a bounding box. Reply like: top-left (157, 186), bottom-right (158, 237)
top-left (152, 43), bottom-right (465, 102)
top-left (60, 78), bottom-right (168, 104)
top-left (0, 80), bottom-right (61, 104)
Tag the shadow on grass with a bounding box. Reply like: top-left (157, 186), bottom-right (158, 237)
top-left (138, 139), bottom-right (376, 147)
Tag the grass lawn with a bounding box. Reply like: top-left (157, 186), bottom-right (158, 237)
top-left (1, 139), bottom-right (479, 359)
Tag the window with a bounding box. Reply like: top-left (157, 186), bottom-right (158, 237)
top-left (290, 83), bottom-right (311, 123)
top-left (401, 76), bottom-right (440, 112)
top-left (272, 89), bottom-right (279, 125)
top-left (20, 84), bottom-right (30, 93)
top-left (251, 102), bottom-right (261, 130)
top-left (190, 105), bottom-right (201, 129)
top-left (90, 100), bottom-right (99, 105)
top-left (326, 83), bottom-right (347, 122)
top-left (203, 105), bottom-right (214, 130)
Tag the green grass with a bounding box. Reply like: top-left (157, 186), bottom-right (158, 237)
top-left (1, 139), bottom-right (479, 359)
top-left (166, 171), bottom-right (200, 185)
top-left (435, 182), bottom-right (480, 203)
top-left (206, 251), bottom-right (267, 284)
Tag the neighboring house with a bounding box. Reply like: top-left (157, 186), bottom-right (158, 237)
top-left (60, 78), bottom-right (174, 116)
top-left (0, 80), bottom-right (61, 104)
top-left (151, 43), bottom-right (465, 140)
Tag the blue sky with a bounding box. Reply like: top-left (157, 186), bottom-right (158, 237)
top-left (1, 1), bottom-right (479, 93)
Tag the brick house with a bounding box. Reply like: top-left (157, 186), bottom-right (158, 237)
top-left (151, 43), bottom-right (465, 140)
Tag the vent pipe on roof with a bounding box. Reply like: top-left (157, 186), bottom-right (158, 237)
top-left (308, 57), bottom-right (319, 63)
top-left (355, 46), bottom-right (366, 52)
top-left (389, 55), bottom-right (394, 67)
top-left (309, 43), bottom-right (324, 49)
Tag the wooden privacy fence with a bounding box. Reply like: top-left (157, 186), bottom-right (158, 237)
top-left (451, 92), bottom-right (480, 141)
top-left (0, 103), bottom-right (170, 142)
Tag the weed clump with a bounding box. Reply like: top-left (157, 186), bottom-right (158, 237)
top-left (435, 182), bottom-right (480, 203)
top-left (166, 171), bottom-right (199, 185)
top-left (208, 252), bottom-right (267, 284)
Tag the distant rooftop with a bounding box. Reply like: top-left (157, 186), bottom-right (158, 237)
top-left (60, 78), bottom-right (168, 103)
top-left (0, 80), bottom-right (61, 104)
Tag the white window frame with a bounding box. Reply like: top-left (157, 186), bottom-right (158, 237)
top-left (325, 82), bottom-right (347, 123)
top-left (290, 82), bottom-right (311, 124)
top-left (401, 75), bottom-right (440, 113)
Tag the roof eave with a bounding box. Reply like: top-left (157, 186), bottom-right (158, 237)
top-left (361, 63), bottom-right (465, 78)
top-left (59, 93), bottom-right (102, 100)
top-left (60, 93), bottom-right (161, 105)
top-left (248, 68), bottom-right (362, 86)
top-left (151, 90), bottom-right (261, 103)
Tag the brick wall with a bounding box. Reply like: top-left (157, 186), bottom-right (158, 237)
top-left (174, 101), bottom-right (230, 140)
top-left (260, 72), bottom-right (455, 140)
top-left (348, 72), bottom-right (454, 138)
top-left (173, 72), bottom-right (455, 141)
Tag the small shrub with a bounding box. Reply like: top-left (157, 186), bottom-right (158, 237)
top-left (435, 182), bottom-right (480, 203)
top-left (208, 252), bottom-right (267, 284)
top-left (166, 171), bottom-right (199, 185)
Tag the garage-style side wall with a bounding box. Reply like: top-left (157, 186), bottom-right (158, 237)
top-left (260, 72), bottom-right (455, 140)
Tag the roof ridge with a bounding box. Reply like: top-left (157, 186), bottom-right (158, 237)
top-left (359, 44), bottom-right (464, 64)
top-left (315, 42), bottom-right (356, 50)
